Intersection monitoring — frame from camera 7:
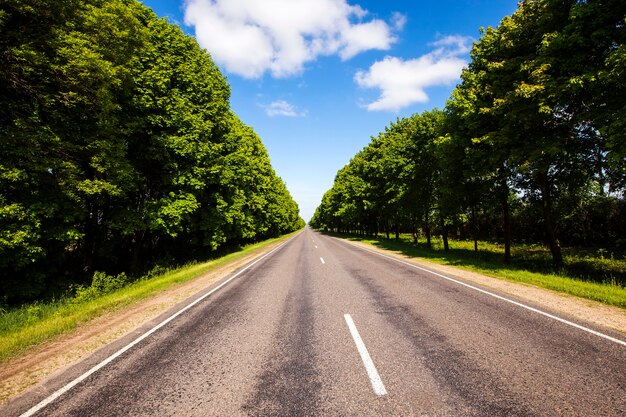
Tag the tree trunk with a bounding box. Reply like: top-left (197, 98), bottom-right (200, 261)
top-left (440, 210), bottom-right (449, 252)
top-left (82, 204), bottom-right (98, 276)
top-left (130, 231), bottom-right (145, 275)
top-left (539, 172), bottom-right (564, 270)
top-left (395, 224), bottom-right (399, 240)
top-left (597, 144), bottom-right (605, 197)
top-left (502, 193), bottom-right (512, 264)
top-left (411, 217), bottom-right (418, 245)
top-left (424, 216), bottom-right (432, 249)
top-left (471, 206), bottom-right (478, 253)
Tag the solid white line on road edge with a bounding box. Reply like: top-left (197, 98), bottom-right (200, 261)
top-left (344, 314), bottom-right (387, 396)
top-left (320, 257), bottom-right (325, 264)
top-left (19, 234), bottom-right (300, 417)
top-left (342, 240), bottom-right (626, 348)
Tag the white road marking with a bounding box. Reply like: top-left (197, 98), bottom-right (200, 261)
top-left (315, 245), bottom-right (318, 249)
top-left (18, 234), bottom-right (299, 417)
top-left (344, 314), bottom-right (387, 396)
top-left (320, 257), bottom-right (325, 264)
top-left (343, 241), bottom-right (626, 348)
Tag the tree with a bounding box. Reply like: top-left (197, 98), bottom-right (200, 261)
top-left (1, 0), bottom-right (148, 296)
top-left (0, 0), bottom-right (303, 303)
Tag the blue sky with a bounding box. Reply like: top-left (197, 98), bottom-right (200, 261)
top-left (140, 0), bottom-right (518, 221)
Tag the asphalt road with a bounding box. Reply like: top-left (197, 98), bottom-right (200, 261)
top-left (4, 228), bottom-right (626, 416)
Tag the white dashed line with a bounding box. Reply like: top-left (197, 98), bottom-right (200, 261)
top-left (344, 314), bottom-right (387, 396)
top-left (320, 257), bottom-right (325, 264)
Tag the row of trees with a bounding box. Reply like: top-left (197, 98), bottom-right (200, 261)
top-left (0, 0), bottom-right (304, 303)
top-left (310, 0), bottom-right (625, 269)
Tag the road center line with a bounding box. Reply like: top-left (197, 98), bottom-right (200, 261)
top-left (344, 314), bottom-right (387, 396)
top-left (320, 257), bottom-right (325, 264)
top-left (315, 245), bottom-right (318, 249)
top-left (341, 240), bottom-right (626, 348)
top-left (18, 234), bottom-right (299, 417)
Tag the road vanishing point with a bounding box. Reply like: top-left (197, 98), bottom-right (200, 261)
top-left (3, 228), bottom-right (625, 416)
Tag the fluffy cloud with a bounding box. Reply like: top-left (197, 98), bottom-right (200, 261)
top-left (262, 100), bottom-right (307, 117)
top-left (184, 0), bottom-right (402, 78)
top-left (391, 12), bottom-right (407, 31)
top-left (355, 35), bottom-right (474, 111)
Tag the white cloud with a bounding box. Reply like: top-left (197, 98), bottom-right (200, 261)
top-left (391, 12), bottom-right (407, 31)
top-left (262, 100), bottom-right (307, 117)
top-left (354, 35), bottom-right (474, 112)
top-left (339, 20), bottom-right (395, 60)
top-left (184, 0), bottom-right (404, 78)
top-left (431, 34), bottom-right (473, 56)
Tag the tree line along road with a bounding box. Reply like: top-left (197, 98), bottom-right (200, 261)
top-left (3, 228), bottom-right (625, 416)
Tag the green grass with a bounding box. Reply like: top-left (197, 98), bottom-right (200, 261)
top-left (0, 232), bottom-right (296, 363)
top-left (333, 232), bottom-right (626, 309)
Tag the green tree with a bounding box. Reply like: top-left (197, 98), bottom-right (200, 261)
top-left (1, 0), bottom-right (148, 296)
top-left (1, 0), bottom-right (302, 303)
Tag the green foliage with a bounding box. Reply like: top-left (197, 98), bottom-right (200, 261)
top-left (72, 271), bottom-right (131, 303)
top-left (0, 0), bottom-right (303, 304)
top-left (312, 0), bottom-right (625, 280)
top-left (310, 111), bottom-right (445, 237)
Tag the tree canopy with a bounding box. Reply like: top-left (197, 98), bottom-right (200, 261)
top-left (0, 0), bottom-right (303, 303)
top-left (310, 0), bottom-right (625, 269)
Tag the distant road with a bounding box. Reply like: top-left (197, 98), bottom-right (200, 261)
top-left (4, 228), bottom-right (625, 416)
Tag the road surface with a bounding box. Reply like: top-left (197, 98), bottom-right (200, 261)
top-left (3, 228), bottom-right (625, 416)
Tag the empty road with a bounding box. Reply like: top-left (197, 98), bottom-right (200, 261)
top-left (4, 228), bottom-right (626, 416)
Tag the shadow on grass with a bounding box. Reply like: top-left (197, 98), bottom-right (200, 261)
top-left (323, 232), bottom-right (626, 287)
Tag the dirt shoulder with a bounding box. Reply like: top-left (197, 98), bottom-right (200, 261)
top-left (0, 241), bottom-right (283, 405)
top-left (346, 239), bottom-right (626, 335)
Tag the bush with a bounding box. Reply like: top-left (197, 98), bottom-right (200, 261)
top-left (73, 271), bottom-right (131, 303)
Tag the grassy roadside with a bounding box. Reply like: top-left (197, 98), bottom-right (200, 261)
top-left (331, 233), bottom-right (626, 309)
top-left (0, 232), bottom-right (297, 363)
